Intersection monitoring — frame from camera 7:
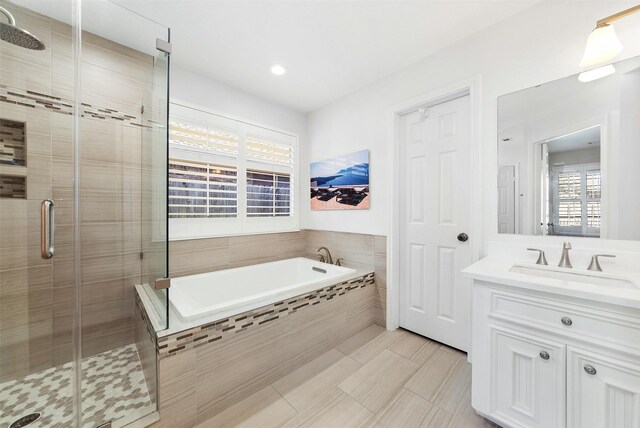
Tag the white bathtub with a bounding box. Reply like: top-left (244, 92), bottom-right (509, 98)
top-left (170, 257), bottom-right (357, 323)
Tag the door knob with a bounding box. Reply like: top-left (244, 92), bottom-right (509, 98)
top-left (539, 351), bottom-right (550, 360)
top-left (457, 233), bottom-right (469, 242)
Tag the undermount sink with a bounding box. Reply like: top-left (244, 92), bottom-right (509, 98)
top-left (509, 264), bottom-right (638, 288)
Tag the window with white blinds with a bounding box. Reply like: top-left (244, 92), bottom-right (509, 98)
top-left (551, 163), bottom-right (601, 237)
top-left (169, 121), bottom-right (239, 156)
top-left (168, 160), bottom-right (238, 218)
top-left (246, 170), bottom-right (291, 217)
top-left (246, 137), bottom-right (294, 166)
top-left (168, 103), bottom-right (298, 239)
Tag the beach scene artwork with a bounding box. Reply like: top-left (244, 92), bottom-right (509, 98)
top-left (310, 149), bottom-right (370, 210)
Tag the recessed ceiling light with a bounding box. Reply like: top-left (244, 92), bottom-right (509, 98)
top-left (270, 64), bottom-right (286, 76)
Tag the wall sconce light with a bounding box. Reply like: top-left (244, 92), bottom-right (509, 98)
top-left (579, 5), bottom-right (640, 82)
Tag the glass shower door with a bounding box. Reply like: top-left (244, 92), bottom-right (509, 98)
top-left (141, 47), bottom-right (170, 330)
top-left (78, 2), bottom-right (169, 426)
top-left (78, 1), bottom-right (168, 427)
top-left (0, 1), bottom-right (79, 427)
top-left (0, 1), bottom-right (169, 426)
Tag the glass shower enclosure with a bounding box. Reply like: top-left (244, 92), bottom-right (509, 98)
top-left (0, 0), bottom-right (169, 426)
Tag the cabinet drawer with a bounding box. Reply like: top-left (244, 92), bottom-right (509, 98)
top-left (489, 290), bottom-right (640, 351)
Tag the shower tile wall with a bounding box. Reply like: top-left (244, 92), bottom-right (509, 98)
top-left (0, 2), bottom-right (154, 381)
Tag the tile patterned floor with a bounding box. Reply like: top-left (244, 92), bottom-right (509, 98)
top-left (195, 325), bottom-right (499, 427)
top-left (0, 344), bottom-right (154, 428)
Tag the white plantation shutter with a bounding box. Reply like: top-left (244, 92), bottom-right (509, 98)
top-left (246, 170), bottom-right (291, 217)
top-left (168, 160), bottom-right (238, 218)
top-left (551, 163), bottom-right (600, 236)
top-left (169, 121), bottom-right (239, 156)
top-left (246, 137), bottom-right (294, 166)
top-left (557, 171), bottom-right (582, 227)
top-left (586, 170), bottom-right (601, 228)
top-left (169, 103), bottom-right (298, 239)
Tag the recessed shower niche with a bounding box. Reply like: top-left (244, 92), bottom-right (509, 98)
top-left (0, 118), bottom-right (26, 199)
top-left (0, 118), bottom-right (26, 167)
top-left (0, 175), bottom-right (26, 199)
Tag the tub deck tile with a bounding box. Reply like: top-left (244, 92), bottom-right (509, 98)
top-left (156, 272), bottom-right (376, 360)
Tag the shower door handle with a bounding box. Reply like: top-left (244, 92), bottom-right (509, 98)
top-left (40, 199), bottom-right (55, 259)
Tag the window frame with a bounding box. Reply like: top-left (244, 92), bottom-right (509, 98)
top-left (168, 101), bottom-right (299, 240)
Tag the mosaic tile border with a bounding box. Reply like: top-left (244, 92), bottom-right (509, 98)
top-left (0, 84), bottom-right (163, 129)
top-left (156, 272), bottom-right (375, 359)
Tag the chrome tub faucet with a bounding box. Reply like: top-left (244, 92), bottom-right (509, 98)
top-left (558, 242), bottom-right (572, 268)
top-left (316, 247), bottom-right (334, 264)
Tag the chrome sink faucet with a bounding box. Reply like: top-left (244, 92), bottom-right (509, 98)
top-left (558, 242), bottom-right (572, 268)
top-left (587, 254), bottom-right (616, 272)
top-left (316, 247), bottom-right (333, 264)
top-left (527, 248), bottom-right (548, 265)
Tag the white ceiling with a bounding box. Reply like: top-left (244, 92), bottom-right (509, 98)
top-left (112, 0), bottom-right (538, 112)
top-left (547, 126), bottom-right (601, 153)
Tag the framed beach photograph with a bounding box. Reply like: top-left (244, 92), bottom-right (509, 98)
top-left (310, 149), bottom-right (370, 210)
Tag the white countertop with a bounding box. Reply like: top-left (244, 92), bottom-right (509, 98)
top-left (463, 256), bottom-right (640, 310)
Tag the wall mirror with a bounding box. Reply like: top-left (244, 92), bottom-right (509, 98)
top-left (497, 55), bottom-right (640, 240)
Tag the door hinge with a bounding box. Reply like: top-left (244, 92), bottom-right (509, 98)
top-left (155, 277), bottom-right (171, 290)
top-left (139, 252), bottom-right (144, 260)
top-left (156, 38), bottom-right (172, 54)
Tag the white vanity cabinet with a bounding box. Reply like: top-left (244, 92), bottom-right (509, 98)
top-left (567, 348), bottom-right (640, 428)
top-left (471, 281), bottom-right (640, 428)
top-left (491, 326), bottom-right (566, 427)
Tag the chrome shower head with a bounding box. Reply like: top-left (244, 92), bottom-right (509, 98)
top-left (0, 5), bottom-right (45, 50)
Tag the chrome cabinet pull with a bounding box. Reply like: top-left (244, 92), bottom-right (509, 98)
top-left (561, 317), bottom-right (573, 326)
top-left (40, 199), bottom-right (55, 259)
top-left (539, 351), bottom-right (550, 360)
top-left (584, 365), bottom-right (597, 376)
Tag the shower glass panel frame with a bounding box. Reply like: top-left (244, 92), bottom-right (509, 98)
top-left (0, 1), bottom-right (169, 427)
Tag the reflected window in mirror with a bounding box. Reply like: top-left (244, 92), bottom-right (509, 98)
top-left (497, 55), bottom-right (640, 240)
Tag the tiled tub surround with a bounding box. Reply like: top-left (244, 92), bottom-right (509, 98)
top-left (169, 258), bottom-right (357, 325)
top-left (169, 230), bottom-right (388, 324)
top-left (136, 267), bottom-right (382, 427)
top-left (158, 271), bottom-right (375, 357)
top-left (0, 1), bottom-right (160, 384)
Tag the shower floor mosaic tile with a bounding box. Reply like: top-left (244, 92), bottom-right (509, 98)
top-left (0, 344), bottom-right (154, 428)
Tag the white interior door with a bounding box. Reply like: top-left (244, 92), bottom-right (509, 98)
top-left (498, 165), bottom-right (516, 234)
top-left (398, 94), bottom-right (472, 351)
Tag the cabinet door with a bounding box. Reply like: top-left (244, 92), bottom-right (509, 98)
top-left (568, 347), bottom-right (640, 428)
top-left (491, 326), bottom-right (566, 428)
